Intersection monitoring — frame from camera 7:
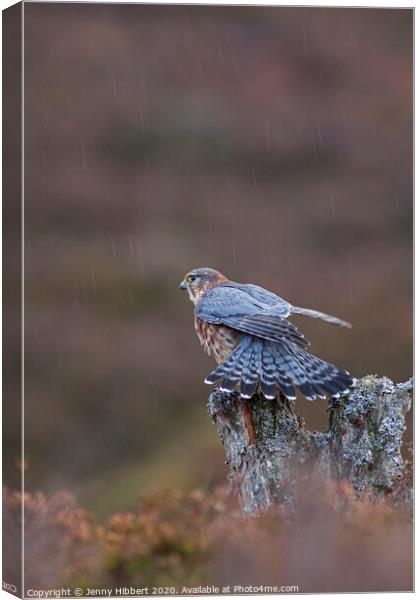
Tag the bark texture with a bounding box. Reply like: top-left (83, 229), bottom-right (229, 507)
top-left (208, 375), bottom-right (413, 515)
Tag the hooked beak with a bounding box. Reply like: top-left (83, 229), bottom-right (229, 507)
top-left (179, 280), bottom-right (187, 291)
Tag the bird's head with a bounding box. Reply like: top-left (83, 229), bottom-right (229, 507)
top-left (179, 267), bottom-right (227, 304)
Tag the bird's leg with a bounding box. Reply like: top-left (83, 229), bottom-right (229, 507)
top-left (239, 400), bottom-right (256, 446)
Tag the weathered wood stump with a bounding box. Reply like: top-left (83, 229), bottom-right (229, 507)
top-left (208, 375), bottom-right (413, 515)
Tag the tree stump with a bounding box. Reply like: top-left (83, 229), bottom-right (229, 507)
top-left (208, 375), bottom-right (413, 515)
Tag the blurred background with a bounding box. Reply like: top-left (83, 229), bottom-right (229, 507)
top-left (20, 4), bottom-right (412, 518)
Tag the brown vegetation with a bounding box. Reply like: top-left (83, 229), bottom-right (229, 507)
top-left (4, 467), bottom-right (413, 593)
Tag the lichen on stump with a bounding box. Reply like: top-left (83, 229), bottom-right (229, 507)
top-left (208, 376), bottom-right (413, 516)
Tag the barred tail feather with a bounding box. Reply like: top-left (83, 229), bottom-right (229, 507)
top-left (287, 344), bottom-right (354, 399)
top-left (204, 336), bottom-right (355, 401)
top-left (259, 343), bottom-right (277, 399)
top-left (204, 337), bottom-right (253, 391)
top-left (204, 346), bottom-right (241, 384)
top-left (221, 342), bottom-right (254, 393)
top-left (240, 344), bottom-right (259, 398)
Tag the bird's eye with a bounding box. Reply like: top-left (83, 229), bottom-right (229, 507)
top-left (187, 275), bottom-right (197, 282)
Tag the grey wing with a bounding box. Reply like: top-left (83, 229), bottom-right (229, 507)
top-left (195, 285), bottom-right (266, 323)
top-left (221, 314), bottom-right (309, 348)
top-left (233, 283), bottom-right (292, 317)
top-left (232, 282), bottom-right (351, 328)
top-left (195, 286), bottom-right (308, 348)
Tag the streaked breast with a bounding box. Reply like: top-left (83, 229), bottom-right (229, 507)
top-left (194, 317), bottom-right (238, 364)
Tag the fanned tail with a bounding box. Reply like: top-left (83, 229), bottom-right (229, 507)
top-left (205, 336), bottom-right (355, 400)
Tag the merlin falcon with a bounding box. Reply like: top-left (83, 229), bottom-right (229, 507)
top-left (179, 267), bottom-right (355, 401)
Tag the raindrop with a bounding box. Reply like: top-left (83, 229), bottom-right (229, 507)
top-left (110, 236), bottom-right (116, 257)
top-left (224, 169), bottom-right (232, 191)
top-left (302, 24), bottom-right (308, 53)
top-left (347, 254), bottom-right (355, 305)
top-left (138, 106), bottom-right (145, 134)
top-left (107, 65), bottom-right (117, 97)
top-left (311, 137), bottom-right (318, 160)
top-left (231, 240), bottom-right (237, 265)
top-left (80, 138), bottom-right (87, 169)
top-left (140, 77), bottom-right (148, 107)
top-left (315, 116), bottom-right (324, 149)
top-left (218, 44), bottom-right (225, 67)
top-left (208, 216), bottom-right (214, 244)
top-left (90, 268), bottom-right (97, 294)
top-left (264, 119), bottom-right (272, 152)
top-left (183, 14), bottom-right (192, 45)
top-left (128, 290), bottom-right (134, 308)
top-left (44, 109), bottom-right (50, 132)
top-left (252, 168), bottom-right (257, 190)
top-left (232, 56), bottom-right (239, 75)
top-left (329, 195), bottom-right (336, 221)
top-left (128, 235), bottom-right (135, 259)
top-left (370, 178), bottom-right (378, 193)
top-left (391, 282), bottom-right (397, 303)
